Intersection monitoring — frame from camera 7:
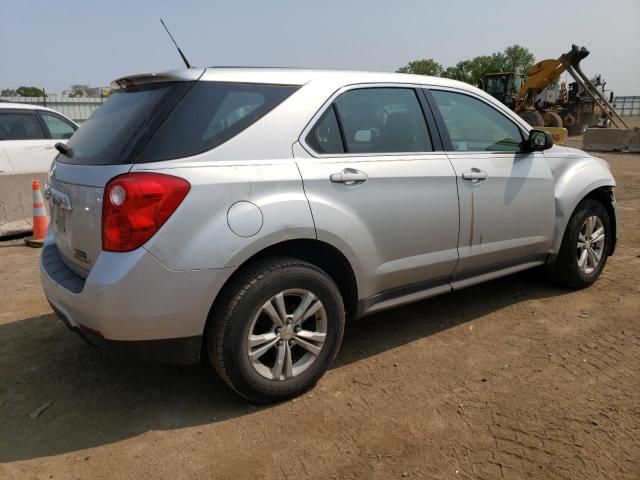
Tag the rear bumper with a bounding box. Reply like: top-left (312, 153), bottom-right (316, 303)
top-left (40, 242), bottom-right (235, 365)
top-left (50, 300), bottom-right (202, 364)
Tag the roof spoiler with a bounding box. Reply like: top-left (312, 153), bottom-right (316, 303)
top-left (110, 68), bottom-right (205, 90)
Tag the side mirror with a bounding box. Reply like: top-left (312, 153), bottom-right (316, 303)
top-left (527, 129), bottom-right (553, 151)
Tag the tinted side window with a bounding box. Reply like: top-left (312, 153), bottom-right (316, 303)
top-left (430, 90), bottom-right (523, 152)
top-left (334, 88), bottom-right (432, 154)
top-left (0, 112), bottom-right (46, 140)
top-left (140, 82), bottom-right (298, 162)
top-left (305, 106), bottom-right (344, 154)
top-left (39, 112), bottom-right (77, 139)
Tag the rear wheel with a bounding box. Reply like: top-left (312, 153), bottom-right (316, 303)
top-left (207, 257), bottom-right (345, 403)
top-left (547, 199), bottom-right (611, 288)
top-left (518, 110), bottom-right (544, 127)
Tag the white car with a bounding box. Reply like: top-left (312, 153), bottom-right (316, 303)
top-left (0, 102), bottom-right (78, 174)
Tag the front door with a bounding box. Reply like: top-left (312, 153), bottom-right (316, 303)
top-left (426, 88), bottom-right (555, 279)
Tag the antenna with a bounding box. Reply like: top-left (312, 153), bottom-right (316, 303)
top-left (160, 18), bottom-right (192, 68)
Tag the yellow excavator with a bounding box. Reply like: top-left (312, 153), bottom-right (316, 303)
top-left (482, 45), bottom-right (628, 136)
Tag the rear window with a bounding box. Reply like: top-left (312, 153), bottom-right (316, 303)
top-left (138, 82), bottom-right (298, 162)
top-left (59, 82), bottom-right (297, 165)
top-left (60, 83), bottom-right (190, 165)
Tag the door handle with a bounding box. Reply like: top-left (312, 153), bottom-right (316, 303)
top-left (461, 169), bottom-right (488, 183)
top-left (45, 145), bottom-right (55, 150)
top-left (330, 169), bottom-right (368, 185)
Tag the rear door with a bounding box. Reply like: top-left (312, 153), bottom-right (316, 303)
top-left (0, 109), bottom-right (56, 172)
top-left (425, 88), bottom-right (555, 282)
top-left (295, 85), bottom-right (460, 303)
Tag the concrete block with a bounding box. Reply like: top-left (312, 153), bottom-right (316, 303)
top-left (582, 128), bottom-right (636, 152)
top-left (0, 173), bottom-right (48, 238)
top-left (628, 128), bottom-right (640, 153)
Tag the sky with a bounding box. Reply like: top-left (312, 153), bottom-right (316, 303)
top-left (1, 0), bottom-right (639, 95)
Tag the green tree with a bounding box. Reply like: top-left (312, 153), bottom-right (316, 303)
top-left (69, 84), bottom-right (91, 97)
top-left (441, 53), bottom-right (504, 86)
top-left (396, 58), bottom-right (443, 76)
top-left (398, 44), bottom-right (536, 87)
top-left (16, 86), bottom-right (45, 97)
top-left (1, 88), bottom-right (17, 96)
top-left (502, 45), bottom-right (535, 73)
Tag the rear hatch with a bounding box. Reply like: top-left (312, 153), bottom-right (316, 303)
top-left (47, 69), bottom-right (300, 277)
top-left (48, 76), bottom-right (197, 277)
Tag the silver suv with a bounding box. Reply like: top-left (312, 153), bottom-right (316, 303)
top-left (41, 68), bottom-right (616, 403)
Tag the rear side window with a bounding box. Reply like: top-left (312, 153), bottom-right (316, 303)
top-left (430, 90), bottom-right (523, 152)
top-left (305, 106), bottom-right (344, 154)
top-left (39, 111), bottom-right (77, 139)
top-left (332, 88), bottom-right (432, 154)
top-left (139, 82), bottom-right (298, 162)
top-left (0, 112), bottom-right (46, 140)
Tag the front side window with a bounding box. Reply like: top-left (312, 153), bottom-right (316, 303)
top-left (0, 112), bottom-right (46, 140)
top-left (334, 88), bottom-right (432, 154)
top-left (430, 90), bottom-right (523, 152)
top-left (39, 112), bottom-right (77, 139)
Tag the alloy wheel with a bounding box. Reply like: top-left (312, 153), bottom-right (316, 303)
top-left (247, 289), bottom-right (327, 380)
top-left (577, 215), bottom-right (605, 275)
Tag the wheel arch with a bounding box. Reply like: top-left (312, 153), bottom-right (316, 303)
top-left (582, 186), bottom-right (616, 255)
top-left (553, 183), bottom-right (617, 257)
top-left (205, 239), bottom-right (360, 332)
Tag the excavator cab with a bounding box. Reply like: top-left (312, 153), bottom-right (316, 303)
top-left (482, 72), bottom-right (523, 109)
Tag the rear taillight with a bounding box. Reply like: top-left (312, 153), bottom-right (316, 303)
top-left (102, 173), bottom-right (190, 252)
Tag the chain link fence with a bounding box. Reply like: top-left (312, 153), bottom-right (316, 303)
top-left (613, 96), bottom-right (640, 117)
top-left (0, 96), bottom-right (105, 124)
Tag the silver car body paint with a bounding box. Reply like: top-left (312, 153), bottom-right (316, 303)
top-left (40, 68), bottom-right (616, 352)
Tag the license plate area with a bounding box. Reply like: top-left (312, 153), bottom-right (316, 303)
top-left (53, 204), bottom-right (66, 233)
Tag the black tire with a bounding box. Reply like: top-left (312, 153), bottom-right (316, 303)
top-left (542, 111), bottom-right (563, 128)
top-left (518, 110), bottom-right (544, 127)
top-left (547, 199), bottom-right (612, 288)
top-left (207, 257), bottom-right (345, 403)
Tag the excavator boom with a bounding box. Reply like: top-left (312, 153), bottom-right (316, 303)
top-left (514, 59), bottom-right (565, 112)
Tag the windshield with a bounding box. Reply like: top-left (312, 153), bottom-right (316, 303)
top-left (508, 75), bottom-right (523, 96)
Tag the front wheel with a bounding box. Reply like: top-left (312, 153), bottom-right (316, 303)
top-left (207, 257), bottom-right (345, 403)
top-left (547, 199), bottom-right (612, 288)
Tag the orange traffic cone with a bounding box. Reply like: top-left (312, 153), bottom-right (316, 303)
top-left (24, 180), bottom-right (49, 248)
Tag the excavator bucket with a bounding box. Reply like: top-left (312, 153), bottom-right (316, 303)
top-left (583, 128), bottom-right (640, 152)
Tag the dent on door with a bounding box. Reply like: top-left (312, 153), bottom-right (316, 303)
top-left (451, 152), bottom-right (555, 275)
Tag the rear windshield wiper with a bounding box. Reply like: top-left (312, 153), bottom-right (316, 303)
top-left (55, 142), bottom-right (74, 158)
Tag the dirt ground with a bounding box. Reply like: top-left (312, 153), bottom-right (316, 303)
top-left (1, 151), bottom-right (639, 480)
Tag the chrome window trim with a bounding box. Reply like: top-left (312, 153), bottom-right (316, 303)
top-left (298, 82), bottom-right (442, 159)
